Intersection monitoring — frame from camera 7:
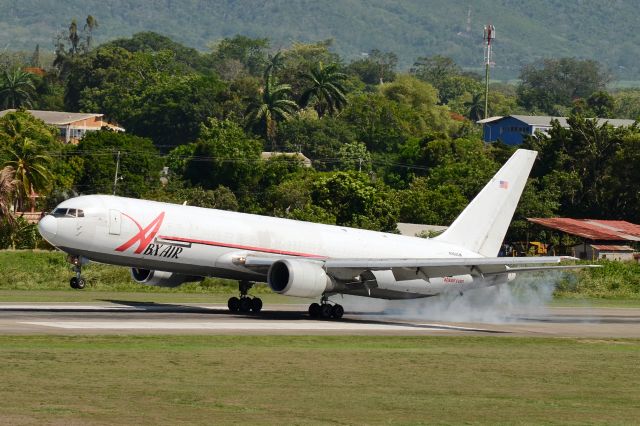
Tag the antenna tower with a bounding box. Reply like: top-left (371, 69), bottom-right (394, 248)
top-left (483, 24), bottom-right (495, 120)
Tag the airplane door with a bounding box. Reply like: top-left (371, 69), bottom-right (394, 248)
top-left (109, 210), bottom-right (121, 235)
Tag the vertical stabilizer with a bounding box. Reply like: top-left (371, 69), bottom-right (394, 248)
top-left (435, 149), bottom-right (537, 257)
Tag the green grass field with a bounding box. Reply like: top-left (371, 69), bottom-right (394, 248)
top-left (0, 336), bottom-right (638, 425)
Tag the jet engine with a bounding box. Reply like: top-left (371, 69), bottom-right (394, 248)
top-left (130, 268), bottom-right (202, 288)
top-left (267, 259), bottom-right (334, 298)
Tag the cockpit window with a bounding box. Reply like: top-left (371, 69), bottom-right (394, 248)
top-left (51, 208), bottom-right (84, 218)
top-left (52, 208), bottom-right (67, 217)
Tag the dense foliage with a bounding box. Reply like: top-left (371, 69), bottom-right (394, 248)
top-left (4, 1), bottom-right (640, 79)
top-left (0, 27), bottom-right (639, 251)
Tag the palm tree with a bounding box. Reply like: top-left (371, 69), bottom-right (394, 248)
top-left (465, 92), bottom-right (486, 122)
top-left (2, 138), bottom-right (52, 212)
top-left (0, 166), bottom-right (17, 224)
top-left (246, 73), bottom-right (298, 151)
top-left (0, 69), bottom-right (36, 109)
top-left (300, 62), bottom-right (348, 117)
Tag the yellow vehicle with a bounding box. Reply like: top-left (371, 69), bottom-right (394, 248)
top-left (511, 241), bottom-right (548, 256)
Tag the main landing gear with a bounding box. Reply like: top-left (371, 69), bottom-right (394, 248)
top-left (308, 296), bottom-right (344, 319)
top-left (68, 255), bottom-right (86, 289)
top-left (227, 280), bottom-right (262, 313)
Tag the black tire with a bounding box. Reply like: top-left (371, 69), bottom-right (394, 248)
top-left (251, 297), bottom-right (263, 313)
top-left (331, 304), bottom-right (344, 319)
top-left (239, 297), bottom-right (252, 313)
top-left (76, 278), bottom-right (86, 289)
top-left (227, 297), bottom-right (240, 312)
top-left (321, 304), bottom-right (333, 319)
top-left (309, 303), bottom-right (321, 318)
top-left (70, 277), bottom-right (78, 289)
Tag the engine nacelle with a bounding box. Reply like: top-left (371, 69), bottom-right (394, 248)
top-left (130, 268), bottom-right (202, 288)
top-left (267, 259), bottom-right (334, 298)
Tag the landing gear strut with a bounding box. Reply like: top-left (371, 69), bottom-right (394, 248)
top-left (68, 256), bottom-right (86, 289)
top-left (228, 281), bottom-right (262, 313)
top-left (309, 295), bottom-right (344, 319)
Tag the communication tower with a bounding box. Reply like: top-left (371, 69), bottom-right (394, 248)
top-left (483, 24), bottom-right (495, 120)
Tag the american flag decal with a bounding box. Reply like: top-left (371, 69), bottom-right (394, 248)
top-left (498, 180), bottom-right (509, 189)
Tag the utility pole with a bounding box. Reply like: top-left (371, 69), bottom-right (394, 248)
top-left (483, 24), bottom-right (495, 120)
top-left (112, 150), bottom-right (120, 195)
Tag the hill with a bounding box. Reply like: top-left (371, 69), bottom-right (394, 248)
top-left (1, 0), bottom-right (639, 79)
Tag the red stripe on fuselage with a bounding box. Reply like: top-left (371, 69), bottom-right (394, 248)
top-left (157, 235), bottom-right (326, 259)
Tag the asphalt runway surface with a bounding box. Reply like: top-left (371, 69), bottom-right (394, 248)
top-left (0, 302), bottom-right (639, 337)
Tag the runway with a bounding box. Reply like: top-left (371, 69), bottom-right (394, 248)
top-left (0, 302), bottom-right (639, 337)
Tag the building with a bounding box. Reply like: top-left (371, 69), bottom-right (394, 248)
top-left (260, 152), bottom-right (312, 167)
top-left (478, 115), bottom-right (636, 145)
top-left (396, 223), bottom-right (447, 237)
top-left (0, 109), bottom-right (124, 144)
top-left (528, 217), bottom-right (640, 260)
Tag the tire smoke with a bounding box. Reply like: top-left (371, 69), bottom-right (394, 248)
top-left (331, 272), bottom-right (561, 324)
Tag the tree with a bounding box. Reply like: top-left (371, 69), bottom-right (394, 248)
top-left (300, 62), bottom-right (348, 117)
top-left (0, 166), bottom-right (17, 223)
top-left (524, 115), bottom-right (630, 218)
top-left (517, 58), bottom-right (611, 114)
top-left (75, 131), bottom-right (162, 197)
top-left (211, 35), bottom-right (270, 77)
top-left (411, 55), bottom-right (461, 86)
top-left (68, 19), bottom-right (80, 56)
top-left (0, 110), bottom-right (59, 211)
top-left (347, 49), bottom-right (397, 85)
top-left (246, 72), bottom-right (298, 150)
top-left (612, 89), bottom-right (640, 119)
top-left (465, 92), bottom-right (485, 121)
top-left (0, 69), bottom-right (36, 108)
top-left (83, 15), bottom-right (98, 52)
top-left (586, 91), bottom-right (615, 118)
top-left (310, 171), bottom-right (399, 231)
top-left (276, 116), bottom-right (357, 170)
top-left (184, 118), bottom-right (262, 191)
top-left (2, 137), bottom-right (53, 211)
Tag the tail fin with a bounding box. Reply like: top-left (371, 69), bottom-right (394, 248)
top-left (435, 149), bottom-right (537, 257)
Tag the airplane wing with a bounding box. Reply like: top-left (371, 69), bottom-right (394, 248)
top-left (243, 255), bottom-right (597, 280)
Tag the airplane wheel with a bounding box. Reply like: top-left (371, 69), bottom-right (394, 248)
top-left (309, 303), bottom-right (321, 318)
top-left (251, 297), bottom-right (263, 313)
top-left (227, 297), bottom-right (240, 312)
top-left (239, 297), bottom-right (252, 313)
top-left (320, 304), bottom-right (333, 319)
top-left (69, 277), bottom-right (78, 289)
top-left (331, 304), bottom-right (344, 319)
top-left (76, 278), bottom-right (86, 289)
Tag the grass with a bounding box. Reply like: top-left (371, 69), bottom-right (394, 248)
top-left (0, 335), bottom-right (638, 424)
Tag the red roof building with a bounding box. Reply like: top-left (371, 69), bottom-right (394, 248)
top-left (527, 218), bottom-right (640, 241)
top-left (527, 218), bottom-right (640, 260)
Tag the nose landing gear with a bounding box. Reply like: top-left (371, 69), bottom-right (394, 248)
top-left (68, 255), bottom-right (86, 289)
top-left (227, 281), bottom-right (262, 313)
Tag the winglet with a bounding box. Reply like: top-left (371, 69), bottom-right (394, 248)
top-left (435, 149), bottom-right (537, 257)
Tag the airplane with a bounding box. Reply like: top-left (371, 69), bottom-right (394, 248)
top-left (38, 149), bottom-right (591, 319)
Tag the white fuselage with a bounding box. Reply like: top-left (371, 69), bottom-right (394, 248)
top-left (38, 195), bottom-right (487, 298)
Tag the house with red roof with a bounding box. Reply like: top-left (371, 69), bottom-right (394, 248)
top-left (528, 218), bottom-right (640, 261)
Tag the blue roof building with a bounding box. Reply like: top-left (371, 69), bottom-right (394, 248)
top-left (478, 115), bottom-right (636, 145)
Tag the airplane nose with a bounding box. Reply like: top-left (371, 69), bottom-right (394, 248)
top-left (38, 215), bottom-right (58, 241)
